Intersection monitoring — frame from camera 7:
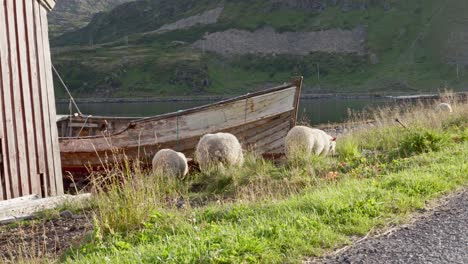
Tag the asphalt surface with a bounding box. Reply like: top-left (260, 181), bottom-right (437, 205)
top-left (323, 190), bottom-right (468, 264)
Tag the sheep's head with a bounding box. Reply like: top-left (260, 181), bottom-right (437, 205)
top-left (329, 136), bottom-right (337, 155)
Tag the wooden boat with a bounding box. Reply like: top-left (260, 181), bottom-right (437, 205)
top-left (57, 77), bottom-right (303, 172)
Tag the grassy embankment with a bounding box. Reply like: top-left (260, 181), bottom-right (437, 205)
top-left (2, 97), bottom-right (466, 263)
top-left (51, 97), bottom-right (468, 263)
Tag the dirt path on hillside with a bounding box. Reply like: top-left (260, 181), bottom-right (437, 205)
top-left (320, 189), bottom-right (468, 264)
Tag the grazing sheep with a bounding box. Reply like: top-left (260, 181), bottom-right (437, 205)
top-left (436, 103), bottom-right (453, 113)
top-left (285, 126), bottom-right (336, 159)
top-left (152, 149), bottom-right (189, 177)
top-left (195, 133), bottom-right (244, 170)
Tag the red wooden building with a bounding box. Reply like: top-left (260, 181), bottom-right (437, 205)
top-left (0, 0), bottom-right (63, 200)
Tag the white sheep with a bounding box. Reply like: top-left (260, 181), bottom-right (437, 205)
top-left (435, 103), bottom-right (453, 113)
top-left (195, 132), bottom-right (244, 170)
top-left (285, 126), bottom-right (336, 159)
top-left (152, 149), bottom-right (189, 177)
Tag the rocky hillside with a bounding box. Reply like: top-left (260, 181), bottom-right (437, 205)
top-left (48, 0), bottom-right (134, 37)
top-left (52, 0), bottom-right (390, 46)
top-left (50, 0), bottom-right (468, 98)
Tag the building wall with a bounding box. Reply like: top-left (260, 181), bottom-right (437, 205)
top-left (0, 0), bottom-right (62, 200)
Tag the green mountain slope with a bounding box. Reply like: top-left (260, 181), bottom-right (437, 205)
top-left (48, 0), bottom-right (134, 37)
top-left (51, 0), bottom-right (468, 98)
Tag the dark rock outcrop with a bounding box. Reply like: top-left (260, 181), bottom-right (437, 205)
top-left (48, 0), bottom-right (135, 37)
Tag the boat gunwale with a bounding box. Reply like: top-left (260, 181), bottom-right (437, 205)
top-left (59, 77), bottom-right (303, 141)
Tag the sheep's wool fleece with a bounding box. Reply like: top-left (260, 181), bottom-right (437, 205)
top-left (436, 103), bottom-right (453, 113)
top-left (195, 133), bottom-right (244, 169)
top-left (152, 149), bottom-right (189, 177)
top-left (285, 126), bottom-right (335, 158)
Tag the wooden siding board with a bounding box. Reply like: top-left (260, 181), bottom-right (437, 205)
top-left (23, 0), bottom-right (42, 195)
top-left (26, 0), bottom-right (46, 194)
top-left (32, 0), bottom-right (49, 197)
top-left (39, 6), bottom-right (63, 195)
top-left (0, 138), bottom-right (3, 199)
top-left (15, 0), bottom-right (39, 195)
top-left (34, 0), bottom-right (54, 196)
top-left (0, 0), bottom-right (5, 200)
top-left (10, 0), bottom-right (31, 196)
top-left (11, 0), bottom-right (34, 195)
top-left (5, 0), bottom-right (24, 197)
top-left (0, 0), bottom-right (13, 200)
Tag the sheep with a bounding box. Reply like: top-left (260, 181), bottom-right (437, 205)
top-left (285, 126), bottom-right (336, 159)
top-left (195, 132), bottom-right (244, 170)
top-left (435, 103), bottom-right (453, 113)
top-left (152, 149), bottom-right (189, 177)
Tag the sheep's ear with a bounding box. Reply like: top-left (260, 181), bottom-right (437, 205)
top-left (332, 137), bottom-right (337, 142)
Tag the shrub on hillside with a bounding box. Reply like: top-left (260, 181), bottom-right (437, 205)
top-left (398, 130), bottom-right (449, 157)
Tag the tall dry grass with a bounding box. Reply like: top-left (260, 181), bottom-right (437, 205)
top-left (89, 163), bottom-right (188, 235)
top-left (337, 93), bottom-right (467, 152)
top-left (88, 151), bottom-right (332, 236)
top-left (348, 92), bottom-right (466, 129)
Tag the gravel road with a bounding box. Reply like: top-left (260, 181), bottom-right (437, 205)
top-left (323, 190), bottom-right (468, 264)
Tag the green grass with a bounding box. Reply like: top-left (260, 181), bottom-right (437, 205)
top-left (53, 101), bottom-right (468, 263)
top-left (65, 143), bottom-right (467, 263)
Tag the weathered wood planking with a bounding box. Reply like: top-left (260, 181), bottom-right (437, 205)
top-left (59, 79), bottom-right (303, 171)
top-left (40, 5), bottom-right (63, 195)
top-left (34, 0), bottom-right (53, 197)
top-left (7, 0), bottom-right (27, 196)
top-left (0, 1), bottom-right (6, 199)
top-left (0, 0), bottom-right (62, 200)
top-left (1, 0), bottom-right (18, 199)
top-left (0, 138), bottom-right (3, 199)
top-left (61, 112), bottom-right (294, 169)
top-left (16, 0), bottom-right (38, 195)
top-left (25, 0), bottom-right (46, 192)
top-left (0, 193), bottom-right (90, 224)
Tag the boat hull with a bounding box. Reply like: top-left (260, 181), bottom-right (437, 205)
top-left (58, 78), bottom-right (303, 172)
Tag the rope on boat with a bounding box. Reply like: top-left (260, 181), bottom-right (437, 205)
top-left (52, 64), bottom-right (83, 116)
top-left (76, 115), bottom-right (92, 138)
top-left (176, 115), bottom-right (180, 151)
top-left (243, 99), bottom-right (248, 142)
